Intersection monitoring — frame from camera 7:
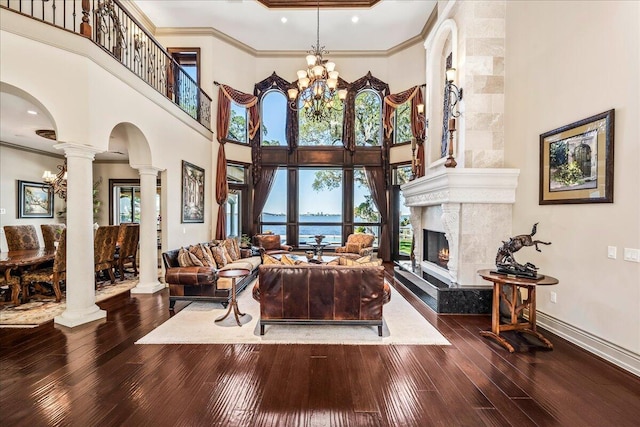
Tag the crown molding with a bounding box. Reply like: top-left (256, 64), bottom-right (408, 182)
top-left (155, 27), bottom-right (257, 56)
top-left (121, 0), bottom-right (157, 35)
top-left (0, 141), bottom-right (65, 159)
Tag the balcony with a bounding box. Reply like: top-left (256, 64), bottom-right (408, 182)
top-left (1, 0), bottom-right (211, 130)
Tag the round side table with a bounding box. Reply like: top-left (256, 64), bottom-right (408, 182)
top-left (215, 268), bottom-right (251, 327)
top-left (478, 269), bottom-right (559, 353)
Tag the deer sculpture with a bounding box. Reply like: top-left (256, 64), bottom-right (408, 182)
top-left (495, 223), bottom-right (551, 278)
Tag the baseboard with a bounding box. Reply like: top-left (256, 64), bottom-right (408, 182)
top-left (536, 311), bottom-right (640, 377)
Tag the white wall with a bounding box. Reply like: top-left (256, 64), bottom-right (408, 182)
top-left (504, 1), bottom-right (640, 358)
top-left (0, 146), bottom-right (66, 251)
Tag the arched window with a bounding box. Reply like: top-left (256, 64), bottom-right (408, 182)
top-left (226, 101), bottom-right (247, 144)
top-left (260, 90), bottom-right (287, 146)
top-left (393, 101), bottom-right (412, 144)
top-left (354, 89), bottom-right (382, 146)
top-left (298, 92), bottom-right (343, 146)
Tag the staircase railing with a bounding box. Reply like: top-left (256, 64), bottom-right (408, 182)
top-left (1, 0), bottom-right (211, 130)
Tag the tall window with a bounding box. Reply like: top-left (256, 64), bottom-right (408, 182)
top-left (298, 168), bottom-right (343, 244)
top-left (355, 90), bottom-right (382, 146)
top-left (298, 93), bottom-right (343, 146)
top-left (354, 168), bottom-right (380, 246)
top-left (261, 90), bottom-right (287, 146)
top-left (168, 48), bottom-right (200, 118)
top-left (261, 168), bottom-right (287, 242)
top-left (225, 163), bottom-right (247, 238)
top-left (227, 102), bottom-right (248, 144)
top-left (393, 165), bottom-right (413, 257)
top-left (393, 101), bottom-right (412, 144)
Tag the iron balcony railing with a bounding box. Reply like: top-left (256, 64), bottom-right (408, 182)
top-left (1, 0), bottom-right (211, 130)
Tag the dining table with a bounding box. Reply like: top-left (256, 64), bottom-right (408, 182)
top-left (0, 248), bottom-right (56, 305)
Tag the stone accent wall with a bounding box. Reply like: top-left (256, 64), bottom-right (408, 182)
top-left (456, 1), bottom-right (506, 168)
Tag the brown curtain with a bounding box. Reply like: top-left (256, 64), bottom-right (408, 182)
top-left (383, 86), bottom-right (420, 139)
top-left (364, 166), bottom-right (390, 262)
top-left (215, 84), bottom-right (260, 239)
top-left (251, 166), bottom-right (278, 236)
top-left (411, 88), bottom-right (426, 178)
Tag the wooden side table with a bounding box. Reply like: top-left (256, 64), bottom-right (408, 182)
top-left (215, 268), bottom-right (250, 326)
top-left (477, 269), bottom-right (559, 353)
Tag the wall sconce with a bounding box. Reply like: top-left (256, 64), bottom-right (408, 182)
top-left (444, 67), bottom-right (463, 168)
top-left (42, 162), bottom-right (67, 200)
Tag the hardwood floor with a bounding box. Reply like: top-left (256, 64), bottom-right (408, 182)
top-left (1, 267), bottom-right (639, 426)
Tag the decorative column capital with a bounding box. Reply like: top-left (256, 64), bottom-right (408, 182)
top-left (135, 165), bottom-right (164, 176)
top-left (54, 142), bottom-right (103, 160)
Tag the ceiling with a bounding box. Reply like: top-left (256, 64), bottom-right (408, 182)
top-left (1, 0), bottom-right (435, 162)
top-left (133, 0), bottom-right (436, 52)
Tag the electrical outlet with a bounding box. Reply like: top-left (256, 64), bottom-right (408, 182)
top-left (607, 246), bottom-right (617, 259)
top-left (623, 248), bottom-right (640, 263)
top-left (0, 208), bottom-right (6, 214)
top-left (550, 292), bottom-right (557, 303)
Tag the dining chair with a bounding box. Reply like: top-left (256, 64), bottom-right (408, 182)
top-left (114, 223), bottom-right (139, 280)
top-left (3, 225), bottom-right (40, 251)
top-left (94, 225), bottom-right (119, 285)
top-left (41, 224), bottom-right (66, 251)
top-left (21, 229), bottom-right (66, 302)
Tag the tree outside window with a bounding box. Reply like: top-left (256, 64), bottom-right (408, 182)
top-left (355, 90), bottom-right (382, 146)
top-left (227, 101), bottom-right (247, 143)
top-left (394, 101), bottom-right (412, 144)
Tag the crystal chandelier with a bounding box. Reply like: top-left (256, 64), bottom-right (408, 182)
top-left (287, 4), bottom-right (347, 122)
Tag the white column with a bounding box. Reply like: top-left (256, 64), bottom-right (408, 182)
top-left (131, 166), bottom-right (165, 294)
top-left (54, 143), bottom-right (106, 327)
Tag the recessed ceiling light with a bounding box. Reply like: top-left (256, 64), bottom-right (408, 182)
top-left (281, 17), bottom-right (287, 24)
top-left (351, 16), bottom-right (359, 24)
top-left (27, 110), bottom-right (38, 115)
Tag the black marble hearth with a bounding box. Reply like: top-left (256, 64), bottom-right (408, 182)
top-left (394, 262), bottom-right (492, 314)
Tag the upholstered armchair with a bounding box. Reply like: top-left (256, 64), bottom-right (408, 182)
top-left (94, 225), bottom-right (119, 284)
top-left (3, 225), bottom-right (40, 251)
top-left (114, 223), bottom-right (139, 280)
top-left (253, 233), bottom-right (293, 256)
top-left (41, 224), bottom-right (66, 251)
top-left (22, 229), bottom-right (66, 302)
top-left (335, 233), bottom-right (375, 259)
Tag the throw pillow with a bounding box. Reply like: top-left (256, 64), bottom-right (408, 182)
top-left (262, 254), bottom-right (283, 265)
top-left (223, 238), bottom-right (240, 261)
top-left (346, 242), bottom-right (364, 253)
top-left (209, 244), bottom-right (228, 267)
top-left (339, 256), bottom-right (382, 267)
top-left (189, 244), bottom-right (215, 267)
top-left (356, 255), bottom-right (372, 263)
top-left (326, 258), bottom-right (340, 265)
top-left (202, 244), bottom-right (218, 268)
top-left (177, 247), bottom-right (203, 267)
top-left (280, 254), bottom-right (296, 265)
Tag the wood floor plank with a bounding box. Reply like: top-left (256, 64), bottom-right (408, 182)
top-left (2, 270), bottom-right (640, 426)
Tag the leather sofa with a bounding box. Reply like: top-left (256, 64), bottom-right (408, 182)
top-left (253, 263), bottom-right (391, 336)
top-left (162, 244), bottom-right (261, 310)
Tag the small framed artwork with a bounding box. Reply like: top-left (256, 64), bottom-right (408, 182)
top-left (181, 160), bottom-right (205, 223)
top-left (18, 181), bottom-right (54, 218)
top-left (539, 109), bottom-right (614, 205)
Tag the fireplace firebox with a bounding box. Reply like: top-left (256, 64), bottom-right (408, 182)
top-left (423, 230), bottom-right (449, 270)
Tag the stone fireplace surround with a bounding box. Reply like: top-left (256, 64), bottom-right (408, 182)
top-left (397, 167), bottom-right (520, 313)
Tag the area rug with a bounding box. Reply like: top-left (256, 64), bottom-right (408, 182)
top-left (136, 281), bottom-right (450, 345)
top-left (0, 279), bottom-right (139, 328)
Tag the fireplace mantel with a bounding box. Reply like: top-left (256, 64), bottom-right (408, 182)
top-left (400, 167), bottom-right (520, 288)
top-left (401, 168), bottom-right (520, 207)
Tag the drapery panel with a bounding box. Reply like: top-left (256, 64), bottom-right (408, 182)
top-left (383, 85), bottom-right (426, 178)
top-left (364, 166), bottom-right (390, 262)
top-left (251, 166), bottom-right (278, 237)
top-left (215, 84), bottom-right (259, 239)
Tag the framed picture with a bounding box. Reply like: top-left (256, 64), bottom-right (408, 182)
top-left (539, 109), bottom-right (614, 204)
top-left (181, 160), bottom-right (205, 223)
top-left (18, 181), bottom-right (54, 218)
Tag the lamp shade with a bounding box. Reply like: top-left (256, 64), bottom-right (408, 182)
top-left (297, 70), bottom-right (308, 80)
top-left (325, 62), bottom-right (335, 72)
top-left (306, 54), bottom-right (317, 66)
top-left (287, 88), bottom-right (299, 100)
top-left (446, 67), bottom-right (457, 82)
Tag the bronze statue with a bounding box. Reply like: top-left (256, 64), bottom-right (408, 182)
top-left (495, 223), bottom-right (551, 278)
